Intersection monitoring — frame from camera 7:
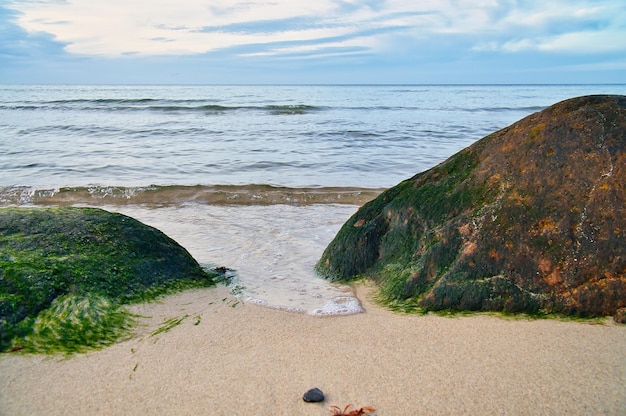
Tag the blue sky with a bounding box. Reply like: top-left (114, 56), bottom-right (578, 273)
top-left (1, 0), bottom-right (625, 84)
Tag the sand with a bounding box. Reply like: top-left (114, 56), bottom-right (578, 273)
top-left (1, 283), bottom-right (624, 416)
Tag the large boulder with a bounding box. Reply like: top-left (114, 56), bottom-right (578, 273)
top-left (317, 95), bottom-right (626, 317)
top-left (0, 207), bottom-right (217, 350)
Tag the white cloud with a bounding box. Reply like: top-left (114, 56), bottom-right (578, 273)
top-left (7, 0), bottom-right (626, 58)
top-left (8, 0), bottom-right (344, 55)
top-left (239, 35), bottom-right (376, 57)
top-left (538, 30), bottom-right (626, 53)
top-left (471, 1), bottom-right (626, 54)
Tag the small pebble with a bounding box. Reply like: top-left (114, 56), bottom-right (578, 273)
top-left (303, 387), bottom-right (325, 403)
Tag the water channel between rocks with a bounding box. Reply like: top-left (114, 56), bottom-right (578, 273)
top-left (102, 203), bottom-right (364, 316)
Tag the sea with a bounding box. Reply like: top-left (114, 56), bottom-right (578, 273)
top-left (2, 84), bottom-right (625, 315)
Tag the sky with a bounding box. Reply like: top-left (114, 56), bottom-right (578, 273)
top-left (1, 0), bottom-right (625, 84)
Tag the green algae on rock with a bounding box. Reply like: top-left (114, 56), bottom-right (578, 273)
top-left (0, 207), bottom-right (218, 352)
top-left (317, 95), bottom-right (626, 318)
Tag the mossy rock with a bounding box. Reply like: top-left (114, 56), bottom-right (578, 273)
top-left (318, 95), bottom-right (626, 318)
top-left (0, 207), bottom-right (218, 352)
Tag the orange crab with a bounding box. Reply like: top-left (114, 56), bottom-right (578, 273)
top-left (330, 404), bottom-right (376, 416)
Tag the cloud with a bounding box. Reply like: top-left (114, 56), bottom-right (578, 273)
top-left (7, 0), bottom-right (384, 56)
top-left (475, 28), bottom-right (626, 54)
top-left (0, 4), bottom-right (67, 60)
top-left (473, 1), bottom-right (626, 54)
top-left (5, 0), bottom-right (626, 63)
top-left (537, 30), bottom-right (626, 53)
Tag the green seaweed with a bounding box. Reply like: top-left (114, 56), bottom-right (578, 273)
top-left (319, 96), bottom-right (626, 319)
top-left (151, 315), bottom-right (189, 337)
top-left (317, 148), bottom-right (484, 283)
top-left (316, 143), bottom-right (544, 316)
top-left (0, 207), bottom-right (221, 353)
top-left (19, 294), bottom-right (135, 355)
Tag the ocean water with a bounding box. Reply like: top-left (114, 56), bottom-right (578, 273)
top-left (2, 84), bottom-right (625, 314)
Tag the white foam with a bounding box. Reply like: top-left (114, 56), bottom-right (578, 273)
top-left (106, 204), bottom-right (363, 317)
top-left (244, 296), bottom-right (269, 307)
top-left (310, 296), bottom-right (364, 316)
top-left (245, 296), bottom-right (306, 314)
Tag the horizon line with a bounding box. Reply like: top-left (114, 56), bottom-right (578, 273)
top-left (2, 82), bottom-right (626, 87)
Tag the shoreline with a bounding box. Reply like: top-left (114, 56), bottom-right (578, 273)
top-left (0, 184), bottom-right (386, 208)
top-left (1, 283), bottom-right (624, 415)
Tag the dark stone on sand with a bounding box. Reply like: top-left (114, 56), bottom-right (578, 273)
top-left (303, 387), bottom-right (325, 402)
top-left (614, 308), bottom-right (626, 324)
top-left (317, 95), bottom-right (626, 318)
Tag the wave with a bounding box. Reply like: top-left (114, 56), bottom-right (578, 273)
top-left (0, 184), bottom-right (384, 207)
top-left (462, 105), bottom-right (546, 113)
top-left (1, 97), bottom-right (546, 115)
top-left (0, 99), bottom-right (325, 115)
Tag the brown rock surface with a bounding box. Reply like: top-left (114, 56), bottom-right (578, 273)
top-left (317, 95), bottom-right (626, 317)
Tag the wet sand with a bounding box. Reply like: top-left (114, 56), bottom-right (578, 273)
top-left (1, 283), bottom-right (624, 415)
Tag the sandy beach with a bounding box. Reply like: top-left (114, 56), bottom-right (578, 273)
top-left (1, 283), bottom-right (624, 416)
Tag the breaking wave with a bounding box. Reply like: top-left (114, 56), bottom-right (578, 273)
top-left (0, 184), bottom-right (384, 207)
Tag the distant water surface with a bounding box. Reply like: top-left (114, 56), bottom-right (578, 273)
top-left (3, 84), bottom-right (625, 189)
top-left (2, 84), bottom-right (625, 314)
